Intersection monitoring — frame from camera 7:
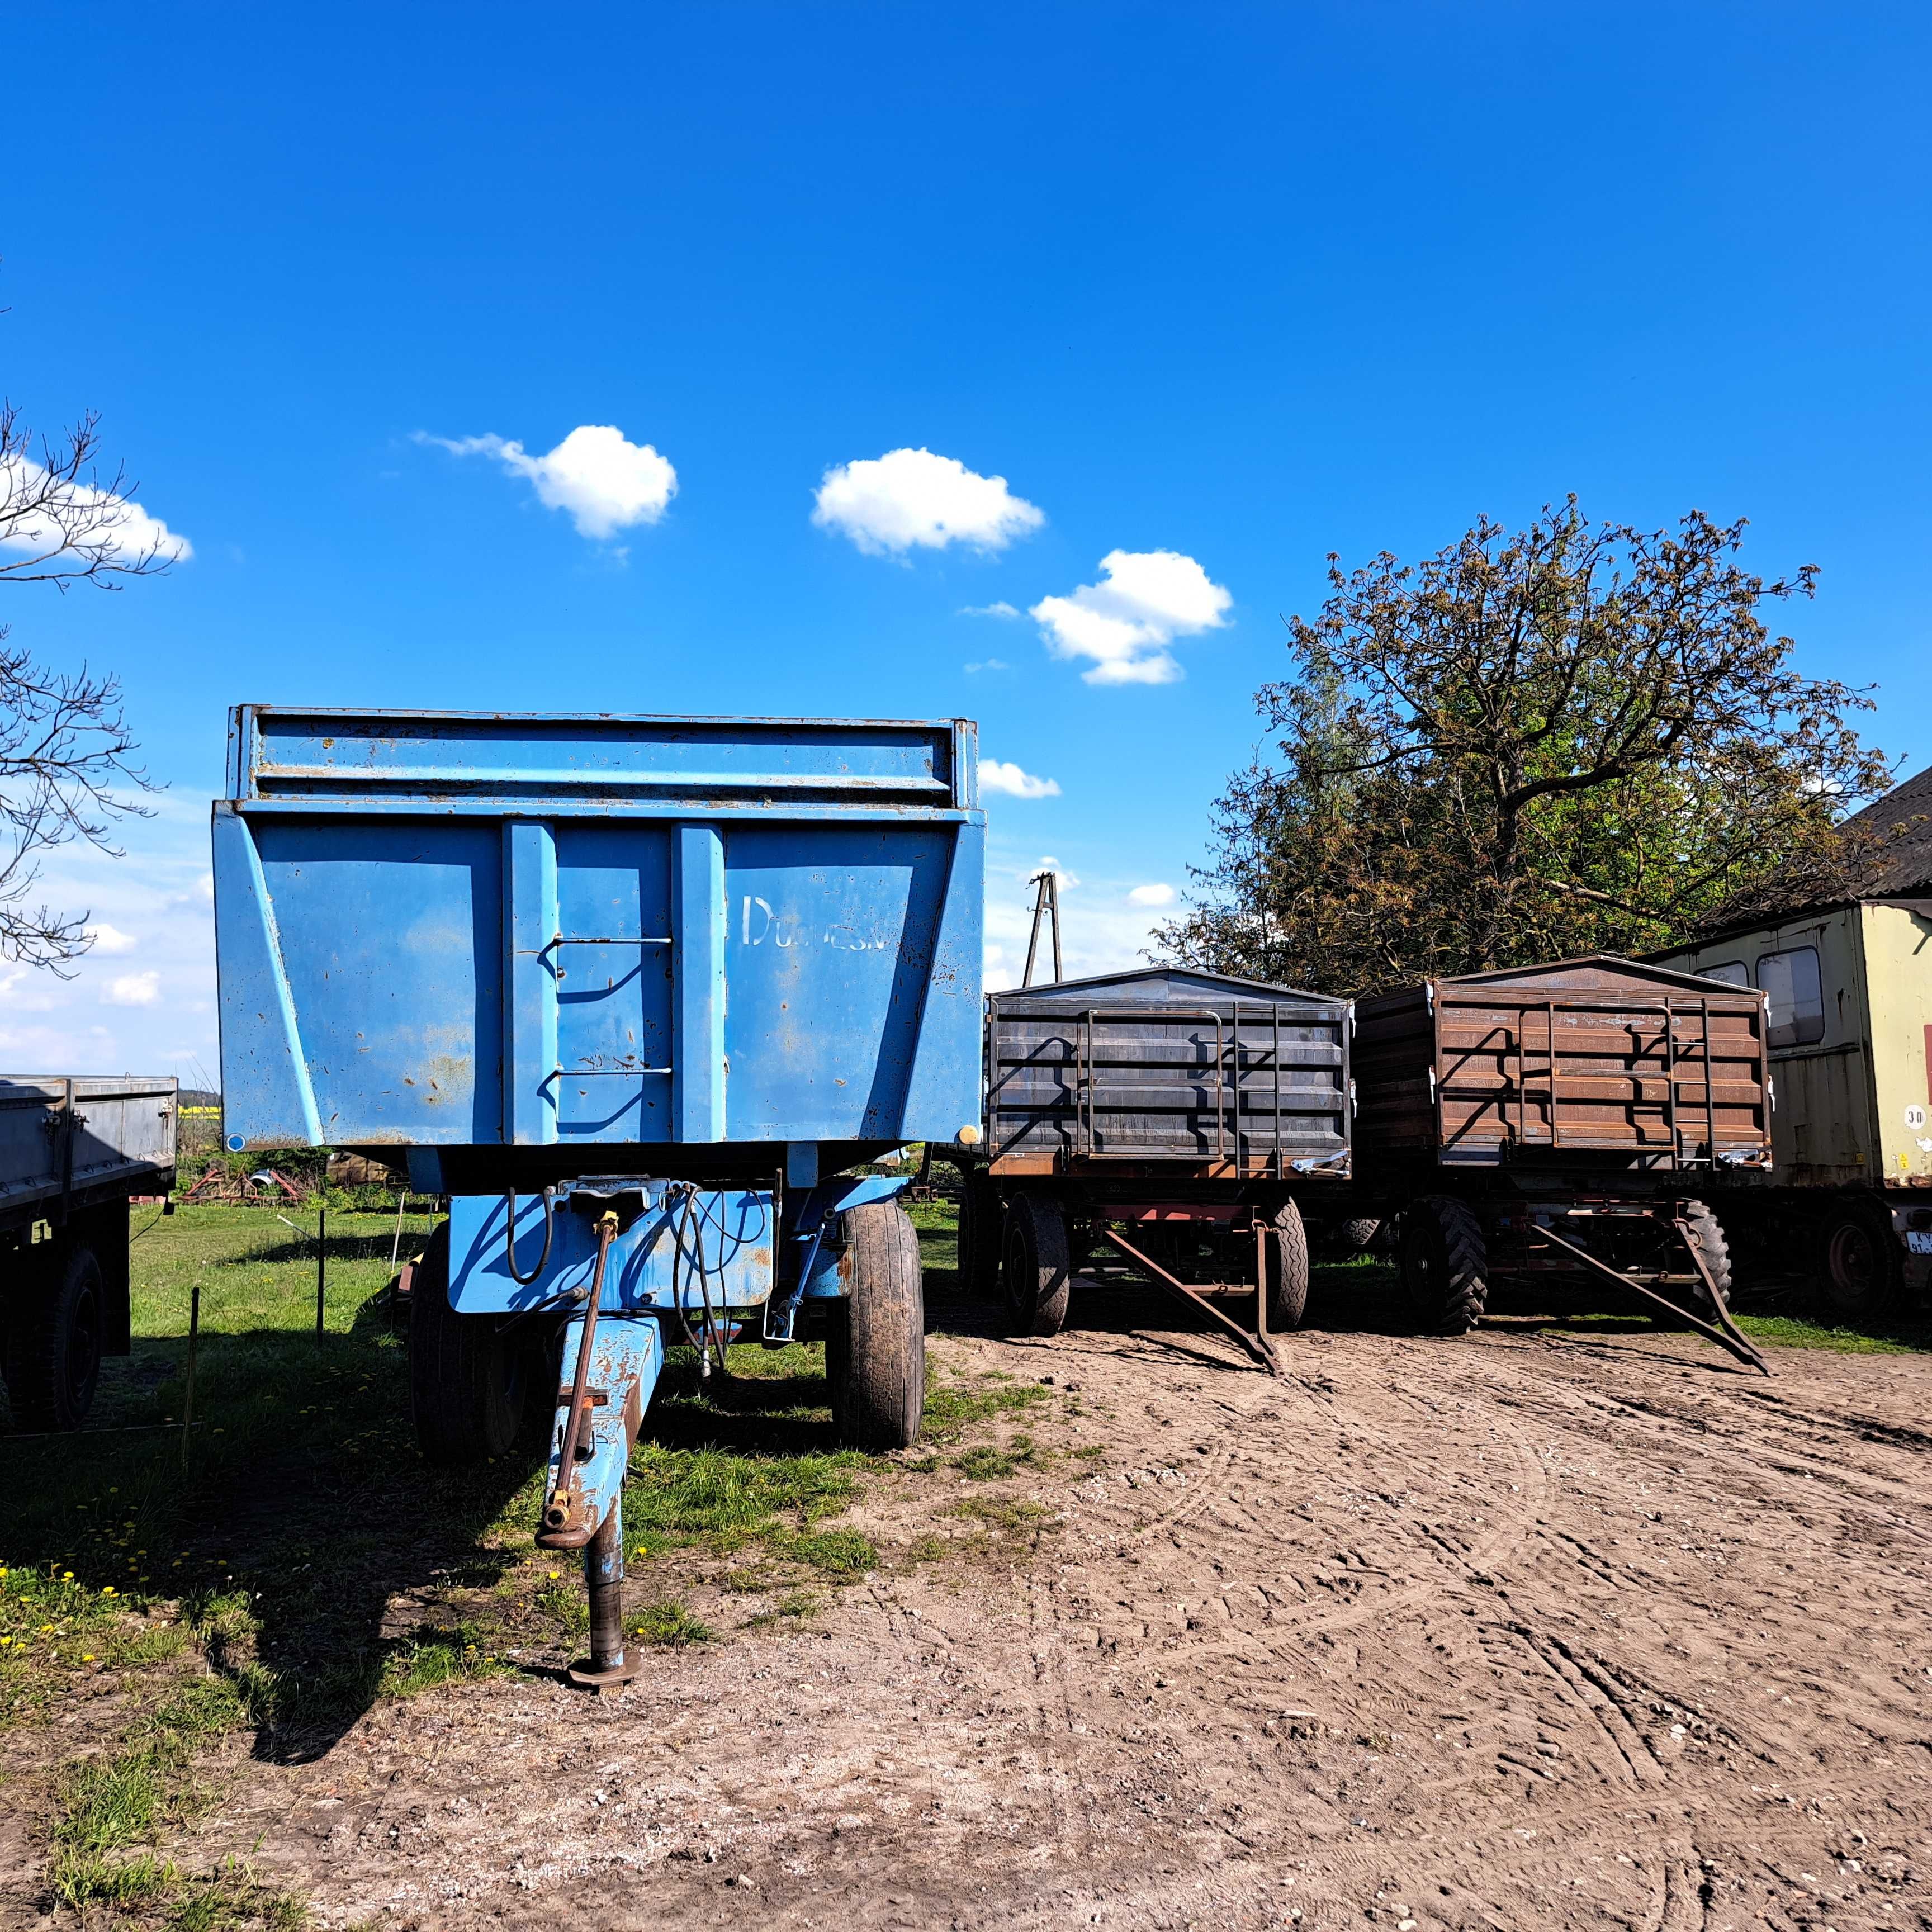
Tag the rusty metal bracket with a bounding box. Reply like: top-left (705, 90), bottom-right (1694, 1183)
top-left (543, 1211), bottom-right (620, 1541)
top-left (1531, 1220), bottom-right (1770, 1376)
top-left (1097, 1224), bottom-right (1283, 1376)
top-left (1670, 1214), bottom-right (1772, 1376)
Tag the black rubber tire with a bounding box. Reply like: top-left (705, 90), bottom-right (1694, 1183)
top-left (1397, 1195), bottom-right (1489, 1336)
top-left (1677, 1199), bottom-right (1733, 1314)
top-left (409, 1221), bottom-right (527, 1464)
top-left (1817, 1195), bottom-right (1903, 1318)
top-left (830, 1200), bottom-right (926, 1450)
top-left (3, 1240), bottom-right (103, 1432)
top-left (955, 1167), bottom-right (1001, 1299)
top-left (1336, 1216), bottom-right (1382, 1261)
top-left (1263, 1199), bottom-right (1310, 1332)
top-left (1002, 1194), bottom-right (1071, 1338)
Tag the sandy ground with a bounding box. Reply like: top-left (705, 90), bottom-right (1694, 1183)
top-left (119, 1290), bottom-right (1932, 1929)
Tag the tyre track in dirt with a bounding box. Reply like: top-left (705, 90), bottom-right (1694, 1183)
top-left (168, 1303), bottom-right (1932, 1932)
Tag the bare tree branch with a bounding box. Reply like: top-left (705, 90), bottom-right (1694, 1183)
top-left (0, 399), bottom-right (169, 970)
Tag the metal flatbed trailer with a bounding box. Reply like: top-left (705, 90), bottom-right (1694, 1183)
top-left (0, 1076), bottom-right (178, 1429)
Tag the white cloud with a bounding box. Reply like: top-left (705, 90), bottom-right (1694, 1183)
top-left (812, 448), bottom-right (1044, 556)
top-left (0, 454), bottom-right (193, 566)
top-left (1128, 882), bottom-right (1176, 907)
top-left (84, 922), bottom-right (138, 954)
top-left (1030, 549), bottom-right (1232, 685)
top-left (981, 759), bottom-right (1061, 801)
top-left (422, 425), bottom-right (676, 540)
top-left (102, 970), bottom-right (160, 1007)
top-left (960, 600), bottom-right (1022, 619)
top-left (963, 658), bottom-right (1008, 674)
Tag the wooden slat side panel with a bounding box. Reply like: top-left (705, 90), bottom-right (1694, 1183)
top-left (1431, 988), bottom-right (1769, 1161)
top-left (1351, 988), bottom-right (1437, 1154)
top-left (987, 1000), bottom-right (1348, 1161)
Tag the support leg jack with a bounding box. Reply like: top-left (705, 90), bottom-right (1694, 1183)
top-left (567, 1510), bottom-right (641, 1693)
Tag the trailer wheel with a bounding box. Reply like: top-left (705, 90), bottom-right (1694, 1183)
top-left (3, 1240), bottom-right (103, 1432)
top-left (829, 1200), bottom-right (926, 1450)
top-left (955, 1167), bottom-right (1001, 1299)
top-left (1677, 1199), bottom-right (1733, 1313)
top-left (1398, 1196), bottom-right (1488, 1336)
top-left (1335, 1216), bottom-right (1383, 1261)
top-left (1002, 1194), bottom-right (1071, 1338)
top-left (1818, 1196), bottom-right (1903, 1317)
top-left (1263, 1199), bottom-right (1310, 1331)
top-left (409, 1221), bottom-right (527, 1464)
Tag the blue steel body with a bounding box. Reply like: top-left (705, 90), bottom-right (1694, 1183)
top-left (447, 1171), bottom-right (905, 1321)
top-left (211, 707), bottom-right (981, 1624)
top-left (211, 708), bottom-right (984, 1165)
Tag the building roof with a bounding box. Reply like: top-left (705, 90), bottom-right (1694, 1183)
top-left (1848, 761), bottom-right (1932, 894)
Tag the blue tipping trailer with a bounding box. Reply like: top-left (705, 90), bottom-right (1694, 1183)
top-left (213, 705), bottom-right (984, 1684)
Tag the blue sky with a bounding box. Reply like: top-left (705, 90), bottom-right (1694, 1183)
top-left (3, 2), bottom-right (1929, 1080)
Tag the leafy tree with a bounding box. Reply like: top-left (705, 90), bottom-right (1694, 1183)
top-left (1158, 500), bottom-right (1892, 996)
top-left (0, 399), bottom-right (172, 970)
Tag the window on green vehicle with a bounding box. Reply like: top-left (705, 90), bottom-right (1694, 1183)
top-left (1702, 960), bottom-right (1749, 987)
top-left (1755, 946), bottom-right (1824, 1049)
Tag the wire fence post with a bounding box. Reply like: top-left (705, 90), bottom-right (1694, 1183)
top-left (181, 1280), bottom-right (200, 1474)
top-left (314, 1202), bottom-right (327, 1344)
top-left (389, 1191), bottom-right (410, 1272)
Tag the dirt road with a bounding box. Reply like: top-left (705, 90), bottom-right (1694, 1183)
top-left (196, 1288), bottom-right (1932, 1930)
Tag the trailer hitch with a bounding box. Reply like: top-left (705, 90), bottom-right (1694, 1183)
top-left (534, 1209), bottom-right (666, 1690)
top-left (1531, 1218), bottom-right (1770, 1377)
top-left (1096, 1223), bottom-right (1285, 1377)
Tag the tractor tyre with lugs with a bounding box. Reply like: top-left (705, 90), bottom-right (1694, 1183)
top-left (1398, 1195), bottom-right (1489, 1336)
top-left (1677, 1199), bottom-right (1733, 1315)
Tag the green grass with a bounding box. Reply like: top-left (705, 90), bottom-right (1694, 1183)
top-left (624, 1439), bottom-right (866, 1548)
top-left (744, 1590), bottom-right (820, 1628)
top-left (626, 1599), bottom-right (712, 1646)
top-left (1732, 1312), bottom-right (1926, 1353)
top-left (921, 1374), bottom-right (1049, 1442)
top-left (377, 1622), bottom-right (508, 1697)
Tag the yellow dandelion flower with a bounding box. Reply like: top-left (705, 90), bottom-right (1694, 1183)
top-left (547, 1570), bottom-right (560, 1580)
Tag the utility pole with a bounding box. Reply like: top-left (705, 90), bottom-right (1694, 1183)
top-left (1022, 870), bottom-right (1063, 987)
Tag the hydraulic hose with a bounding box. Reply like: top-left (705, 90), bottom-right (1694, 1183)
top-left (505, 1185), bottom-right (557, 1286)
top-left (671, 1183), bottom-right (731, 1383)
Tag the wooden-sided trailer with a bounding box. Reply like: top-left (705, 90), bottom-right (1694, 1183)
top-left (958, 967), bottom-right (1351, 1372)
top-left (1351, 955), bottom-right (1774, 1371)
